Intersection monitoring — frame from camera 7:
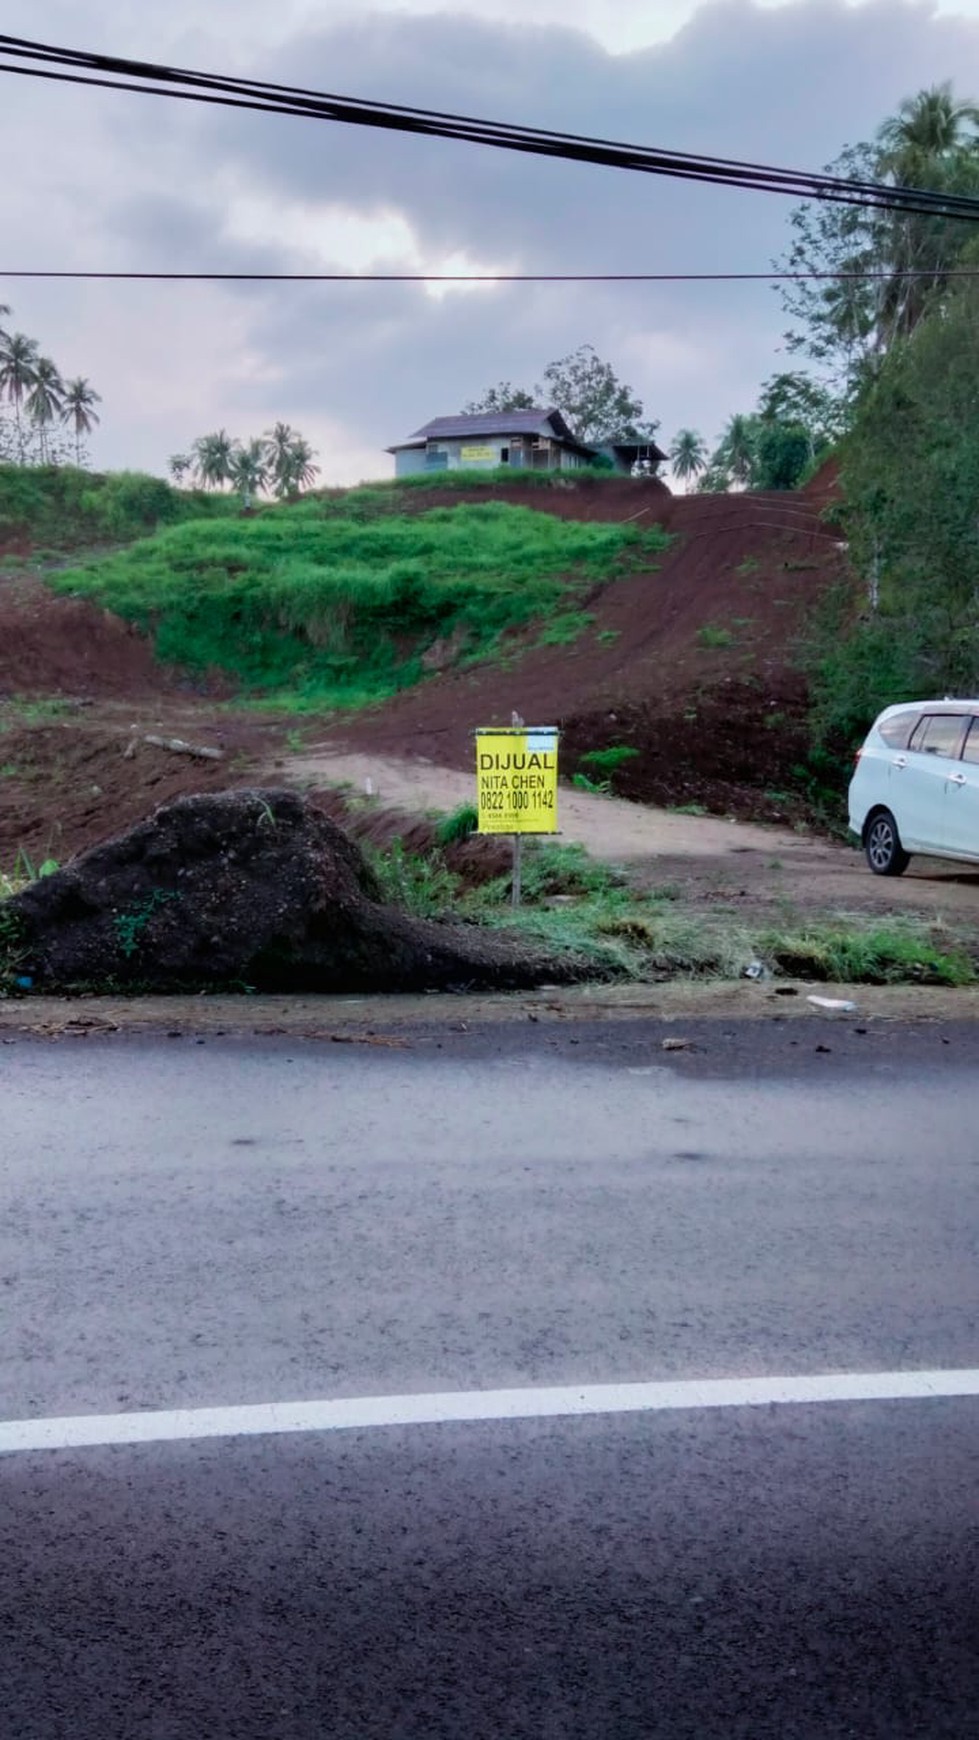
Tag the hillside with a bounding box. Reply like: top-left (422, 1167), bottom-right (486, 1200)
top-left (0, 469), bottom-right (847, 861)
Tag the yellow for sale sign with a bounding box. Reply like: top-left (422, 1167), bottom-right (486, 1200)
top-left (475, 727), bottom-right (559, 834)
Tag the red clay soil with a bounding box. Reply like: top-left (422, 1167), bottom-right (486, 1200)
top-left (389, 473), bottom-right (671, 522)
top-left (0, 574), bottom-right (183, 700)
top-left (326, 485), bottom-right (846, 776)
top-left (0, 476), bottom-right (848, 861)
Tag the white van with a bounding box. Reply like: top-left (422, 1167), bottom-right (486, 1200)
top-left (848, 700), bottom-right (979, 875)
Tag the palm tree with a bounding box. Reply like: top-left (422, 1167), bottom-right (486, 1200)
top-left (263, 424), bottom-right (321, 499)
top-left (670, 429), bottom-right (708, 490)
top-left (876, 84), bottom-right (979, 343)
top-left (192, 429), bottom-right (235, 490)
top-left (0, 332), bottom-right (39, 463)
top-left (718, 414), bottom-right (757, 489)
top-left (228, 437), bottom-right (270, 508)
top-left (282, 437), bottom-right (319, 496)
top-left (168, 453), bottom-right (193, 487)
top-left (61, 377), bottom-right (101, 466)
top-left (272, 434), bottom-right (319, 500)
top-left (26, 357), bottom-right (65, 464)
top-left (879, 82), bottom-right (979, 167)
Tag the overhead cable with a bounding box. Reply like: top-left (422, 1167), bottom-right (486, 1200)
top-left (1, 32), bottom-right (978, 224)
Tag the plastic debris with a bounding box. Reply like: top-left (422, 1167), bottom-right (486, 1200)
top-left (743, 960), bottom-right (770, 980)
top-left (806, 996), bottom-right (858, 1013)
top-left (662, 1037), bottom-right (696, 1052)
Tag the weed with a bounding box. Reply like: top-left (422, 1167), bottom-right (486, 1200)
top-left (578, 745), bottom-right (639, 776)
top-left (760, 920), bottom-right (974, 986)
top-left (697, 623), bottom-right (735, 649)
top-left (736, 556), bottom-right (760, 577)
top-left (537, 610), bottom-right (595, 647)
top-left (362, 838), bottom-right (461, 917)
top-left (0, 902), bottom-right (29, 994)
top-left (435, 803), bottom-right (479, 847)
top-left (596, 628), bottom-right (620, 646)
top-left (571, 770), bottom-right (611, 794)
top-left (668, 801), bottom-right (708, 817)
top-left (0, 847), bottom-right (59, 894)
top-left (113, 889), bottom-right (176, 958)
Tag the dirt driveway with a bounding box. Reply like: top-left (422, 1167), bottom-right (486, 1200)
top-left (275, 747), bottom-right (979, 923)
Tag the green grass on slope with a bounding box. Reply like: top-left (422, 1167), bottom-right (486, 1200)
top-left (0, 463), bottom-right (238, 550)
top-left (51, 501), bottom-right (668, 708)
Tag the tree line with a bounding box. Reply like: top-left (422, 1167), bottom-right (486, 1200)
top-left (169, 426), bottom-right (320, 503)
top-left (670, 84), bottom-right (979, 506)
top-left (0, 307), bottom-right (101, 467)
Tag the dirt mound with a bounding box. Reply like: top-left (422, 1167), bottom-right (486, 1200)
top-left (5, 788), bottom-right (579, 993)
top-left (0, 575), bottom-right (184, 700)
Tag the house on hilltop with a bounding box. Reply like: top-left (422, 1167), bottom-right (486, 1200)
top-left (387, 408), bottom-right (666, 478)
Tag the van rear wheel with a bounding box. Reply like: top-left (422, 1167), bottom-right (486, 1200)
top-left (864, 809), bottom-right (910, 876)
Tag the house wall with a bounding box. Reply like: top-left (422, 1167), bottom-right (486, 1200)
top-left (393, 435), bottom-right (592, 475)
top-left (394, 447), bottom-right (429, 477)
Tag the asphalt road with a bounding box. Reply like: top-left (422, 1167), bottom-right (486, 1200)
top-left (1, 1026), bottom-right (977, 1738)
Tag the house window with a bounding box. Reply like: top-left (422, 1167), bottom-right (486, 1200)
top-left (500, 446), bottom-right (509, 464)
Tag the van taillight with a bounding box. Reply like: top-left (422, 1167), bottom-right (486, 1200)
top-left (853, 748), bottom-right (863, 766)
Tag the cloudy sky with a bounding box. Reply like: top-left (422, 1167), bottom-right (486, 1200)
top-left (1, 1), bottom-right (978, 481)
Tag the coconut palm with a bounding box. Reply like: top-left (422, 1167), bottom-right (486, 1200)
top-left (263, 424), bottom-right (320, 499)
top-left (228, 437), bottom-right (270, 508)
top-left (669, 429), bottom-right (708, 490)
top-left (25, 357), bottom-right (65, 463)
top-left (876, 84), bottom-right (979, 343)
top-left (61, 377), bottom-right (101, 466)
top-left (0, 331), bottom-right (39, 463)
top-left (192, 429), bottom-right (235, 490)
top-left (879, 82), bottom-right (979, 168)
top-left (718, 414), bottom-right (757, 489)
top-left (168, 453), bottom-right (193, 487)
top-left (274, 435), bottom-right (319, 500)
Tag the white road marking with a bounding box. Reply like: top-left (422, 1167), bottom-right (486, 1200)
top-left (2, 1369), bottom-right (978, 1455)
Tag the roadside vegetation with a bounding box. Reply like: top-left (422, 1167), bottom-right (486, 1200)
top-left (355, 814), bottom-right (976, 989)
top-left (47, 502), bottom-right (669, 709)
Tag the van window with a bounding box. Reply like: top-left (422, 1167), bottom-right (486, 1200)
top-left (961, 719), bottom-right (979, 763)
top-left (878, 711), bottom-right (920, 749)
top-left (908, 714), bottom-right (969, 758)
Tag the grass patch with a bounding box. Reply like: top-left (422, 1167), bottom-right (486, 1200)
top-left (697, 623), bottom-right (735, 649)
top-left (537, 610), bottom-right (595, 647)
top-left (50, 500), bottom-right (668, 709)
top-left (363, 825), bottom-right (976, 989)
top-left (434, 803), bottom-right (479, 846)
top-left (578, 744), bottom-right (639, 776)
top-left (761, 919), bottom-right (974, 986)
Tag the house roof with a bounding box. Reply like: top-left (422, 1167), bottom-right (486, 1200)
top-left (388, 407), bottom-right (592, 454)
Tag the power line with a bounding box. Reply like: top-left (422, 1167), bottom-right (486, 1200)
top-left (3, 270), bottom-right (979, 284)
top-left (2, 33), bottom-right (979, 225)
